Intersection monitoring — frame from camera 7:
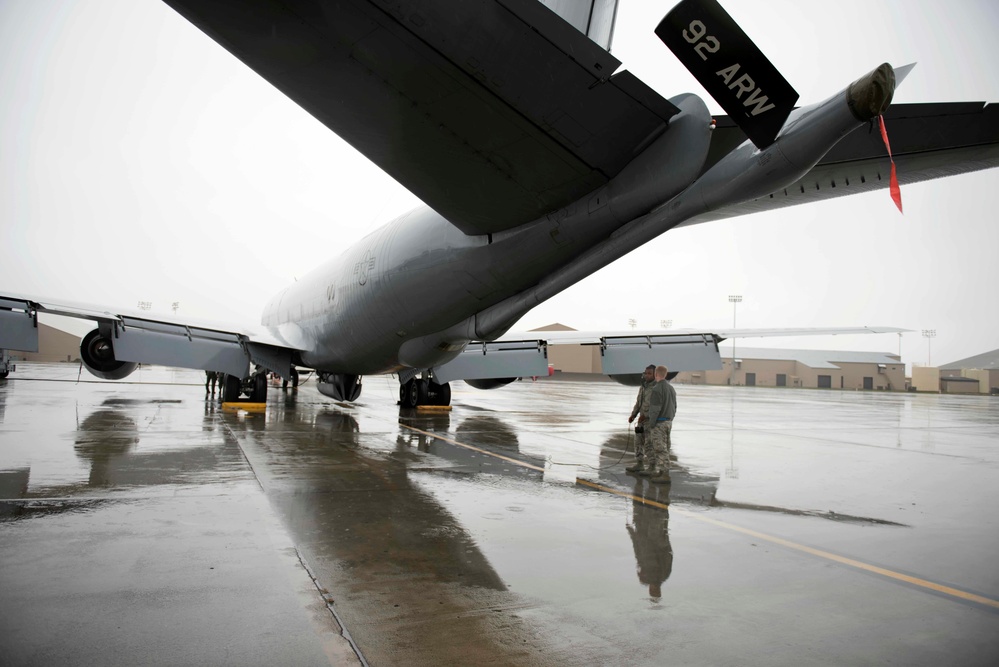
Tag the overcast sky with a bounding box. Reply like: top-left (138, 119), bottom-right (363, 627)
top-left (2, 0), bottom-right (997, 371)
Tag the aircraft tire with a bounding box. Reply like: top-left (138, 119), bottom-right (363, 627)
top-left (251, 373), bottom-right (267, 402)
top-left (0, 370), bottom-right (8, 379)
top-left (406, 379), bottom-right (421, 408)
top-left (399, 381), bottom-right (409, 406)
top-left (428, 381), bottom-right (451, 406)
top-left (222, 374), bottom-right (241, 402)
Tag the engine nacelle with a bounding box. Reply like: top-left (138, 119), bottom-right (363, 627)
top-left (465, 377), bottom-right (517, 390)
top-left (317, 373), bottom-right (362, 401)
top-left (80, 328), bottom-right (137, 380)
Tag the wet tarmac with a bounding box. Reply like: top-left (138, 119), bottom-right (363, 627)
top-left (2, 363), bottom-right (998, 665)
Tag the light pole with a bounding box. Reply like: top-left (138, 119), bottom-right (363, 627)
top-left (728, 295), bottom-right (742, 385)
top-left (922, 329), bottom-right (936, 366)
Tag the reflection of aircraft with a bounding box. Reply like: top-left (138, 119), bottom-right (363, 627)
top-left (225, 408), bottom-right (509, 593)
top-left (2, 0), bottom-right (995, 407)
top-left (1, 400), bottom-right (246, 518)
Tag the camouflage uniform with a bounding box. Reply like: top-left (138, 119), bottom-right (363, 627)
top-left (646, 378), bottom-right (677, 480)
top-left (629, 379), bottom-right (654, 466)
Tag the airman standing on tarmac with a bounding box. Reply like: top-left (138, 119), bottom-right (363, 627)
top-left (626, 364), bottom-right (657, 473)
top-left (641, 365), bottom-right (677, 484)
top-left (205, 370), bottom-right (218, 396)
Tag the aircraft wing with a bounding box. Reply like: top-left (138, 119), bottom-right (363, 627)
top-left (683, 101), bottom-right (999, 225)
top-left (161, 0), bottom-right (677, 237)
top-left (0, 292), bottom-right (303, 380)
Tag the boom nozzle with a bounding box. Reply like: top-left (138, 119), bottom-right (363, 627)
top-left (847, 63), bottom-right (896, 121)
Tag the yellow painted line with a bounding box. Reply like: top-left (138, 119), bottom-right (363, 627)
top-left (670, 510), bottom-right (999, 610)
top-left (416, 405), bottom-right (453, 412)
top-left (399, 422), bottom-right (999, 611)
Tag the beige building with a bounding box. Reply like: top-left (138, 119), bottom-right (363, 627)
top-left (678, 348), bottom-right (905, 391)
top-left (937, 348), bottom-right (999, 395)
top-left (7, 323), bottom-right (81, 363)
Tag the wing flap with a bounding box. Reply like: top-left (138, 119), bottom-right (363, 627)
top-left (112, 326), bottom-right (251, 378)
top-left (162, 0), bottom-right (677, 235)
top-left (0, 298), bottom-right (38, 353)
top-left (432, 339), bottom-right (549, 383)
top-left (599, 333), bottom-right (723, 375)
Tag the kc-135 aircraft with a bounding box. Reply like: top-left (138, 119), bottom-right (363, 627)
top-left (2, 0), bottom-right (997, 406)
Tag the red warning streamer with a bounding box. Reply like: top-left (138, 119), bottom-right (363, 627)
top-left (879, 115), bottom-right (903, 213)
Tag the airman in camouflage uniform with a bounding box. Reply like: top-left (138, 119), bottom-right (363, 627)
top-left (205, 370), bottom-right (218, 396)
top-left (643, 365), bottom-right (677, 484)
top-left (626, 365), bottom-right (657, 473)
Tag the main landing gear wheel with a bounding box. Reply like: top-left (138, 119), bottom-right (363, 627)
top-left (400, 378), bottom-right (450, 408)
top-left (249, 373), bottom-right (268, 402)
top-left (426, 380), bottom-right (450, 406)
top-left (221, 374), bottom-right (241, 402)
top-left (400, 378), bottom-right (426, 408)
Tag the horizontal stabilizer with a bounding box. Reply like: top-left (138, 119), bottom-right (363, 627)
top-left (656, 0), bottom-right (798, 148)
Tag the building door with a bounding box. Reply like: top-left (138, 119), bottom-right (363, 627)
top-left (776, 374), bottom-right (786, 387)
top-left (818, 375), bottom-right (832, 389)
top-left (746, 373), bottom-right (756, 386)
top-left (863, 377), bottom-right (874, 390)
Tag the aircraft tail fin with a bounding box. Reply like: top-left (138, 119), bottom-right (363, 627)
top-left (655, 0), bottom-right (798, 149)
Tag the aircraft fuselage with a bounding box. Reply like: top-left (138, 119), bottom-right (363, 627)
top-left (262, 66), bottom-right (894, 378)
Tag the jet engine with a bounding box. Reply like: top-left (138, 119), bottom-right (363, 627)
top-left (465, 377), bottom-right (517, 390)
top-left (80, 328), bottom-right (138, 380)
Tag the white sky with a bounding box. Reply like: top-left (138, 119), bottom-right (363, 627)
top-left (2, 0), bottom-right (998, 372)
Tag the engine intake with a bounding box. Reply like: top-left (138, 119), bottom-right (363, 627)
top-left (80, 328), bottom-right (137, 380)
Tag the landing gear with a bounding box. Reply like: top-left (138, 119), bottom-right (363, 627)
top-left (249, 372), bottom-right (268, 402)
top-left (399, 377), bottom-right (451, 408)
top-left (427, 380), bottom-right (451, 406)
top-left (218, 372), bottom-right (267, 403)
top-left (221, 373), bottom-right (241, 402)
top-left (400, 378), bottom-right (426, 408)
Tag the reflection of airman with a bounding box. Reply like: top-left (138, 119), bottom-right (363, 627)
top-left (205, 370), bottom-right (218, 396)
top-left (626, 365), bottom-right (657, 473)
top-left (627, 482), bottom-right (672, 598)
top-left (644, 365), bottom-right (677, 484)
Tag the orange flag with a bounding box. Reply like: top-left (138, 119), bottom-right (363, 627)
top-left (879, 115), bottom-right (903, 213)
